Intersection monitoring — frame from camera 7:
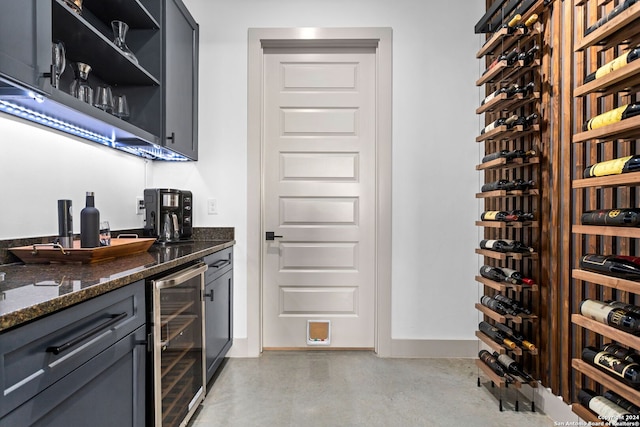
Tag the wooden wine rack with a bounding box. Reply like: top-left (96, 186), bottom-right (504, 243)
top-left (474, 0), bottom-right (550, 412)
top-left (568, 0), bottom-right (640, 421)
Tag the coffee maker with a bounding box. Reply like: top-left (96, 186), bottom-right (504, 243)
top-left (143, 189), bottom-right (193, 243)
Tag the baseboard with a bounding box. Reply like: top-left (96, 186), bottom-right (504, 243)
top-left (390, 339), bottom-right (478, 358)
top-left (226, 338), bottom-right (257, 357)
top-left (521, 383), bottom-right (582, 425)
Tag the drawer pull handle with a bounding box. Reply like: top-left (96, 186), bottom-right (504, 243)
top-left (46, 312), bottom-right (128, 355)
top-left (204, 290), bottom-right (214, 301)
top-left (211, 259), bottom-right (230, 269)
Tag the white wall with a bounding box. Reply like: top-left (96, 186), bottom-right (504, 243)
top-left (0, 0), bottom-right (485, 350)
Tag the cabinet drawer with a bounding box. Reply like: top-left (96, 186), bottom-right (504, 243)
top-left (204, 247), bottom-right (233, 283)
top-left (0, 281), bottom-right (145, 418)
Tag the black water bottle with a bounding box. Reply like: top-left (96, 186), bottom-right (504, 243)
top-left (80, 191), bottom-right (100, 248)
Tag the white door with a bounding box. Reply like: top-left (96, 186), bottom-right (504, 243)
top-left (262, 47), bottom-right (377, 348)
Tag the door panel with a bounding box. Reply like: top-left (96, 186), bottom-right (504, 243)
top-left (263, 48), bottom-right (376, 348)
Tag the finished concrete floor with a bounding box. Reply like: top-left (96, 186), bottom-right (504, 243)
top-left (191, 351), bottom-right (555, 427)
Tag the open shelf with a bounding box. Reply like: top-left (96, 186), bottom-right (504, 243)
top-left (476, 188), bottom-right (540, 198)
top-left (572, 171), bottom-right (640, 189)
top-left (572, 359), bottom-right (640, 408)
top-left (476, 330), bottom-right (522, 355)
top-left (572, 114), bottom-right (640, 144)
top-left (573, 224), bottom-right (640, 239)
top-left (572, 269), bottom-right (640, 294)
top-left (475, 275), bottom-right (539, 292)
top-left (572, 314), bottom-right (640, 350)
top-left (475, 248), bottom-right (538, 261)
top-left (477, 60), bottom-right (541, 87)
top-left (477, 27), bottom-right (541, 59)
top-left (575, 2), bottom-right (640, 51)
top-left (575, 60), bottom-right (640, 98)
top-left (571, 404), bottom-right (600, 425)
top-left (476, 92), bottom-right (541, 115)
top-left (476, 124), bottom-right (540, 143)
top-left (476, 220), bottom-right (537, 229)
top-left (476, 358), bottom-right (511, 388)
top-left (475, 302), bottom-right (536, 324)
top-left (476, 156), bottom-right (540, 171)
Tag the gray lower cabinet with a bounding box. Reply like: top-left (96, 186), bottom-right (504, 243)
top-left (203, 247), bottom-right (233, 383)
top-left (0, 281), bottom-right (146, 426)
top-left (163, 0), bottom-right (199, 160)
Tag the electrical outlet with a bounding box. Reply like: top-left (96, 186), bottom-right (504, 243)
top-left (207, 198), bottom-right (218, 215)
top-left (136, 197), bottom-right (145, 215)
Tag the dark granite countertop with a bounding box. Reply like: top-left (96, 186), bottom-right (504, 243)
top-left (0, 231), bottom-right (234, 332)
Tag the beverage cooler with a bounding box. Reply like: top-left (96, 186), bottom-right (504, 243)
top-left (149, 262), bottom-right (208, 427)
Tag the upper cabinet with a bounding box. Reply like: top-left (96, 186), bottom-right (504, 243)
top-left (163, 0), bottom-right (199, 160)
top-left (0, 0), bottom-right (199, 161)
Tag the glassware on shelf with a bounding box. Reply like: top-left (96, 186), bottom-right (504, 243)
top-left (63, 0), bottom-right (82, 14)
top-left (70, 62), bottom-right (93, 104)
top-left (51, 42), bottom-right (66, 89)
top-left (113, 95), bottom-right (130, 120)
top-left (111, 20), bottom-right (139, 64)
top-left (94, 85), bottom-right (114, 113)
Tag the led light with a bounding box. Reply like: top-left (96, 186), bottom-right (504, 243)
top-left (0, 99), bottom-right (190, 161)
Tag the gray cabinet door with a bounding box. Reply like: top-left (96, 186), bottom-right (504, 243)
top-left (205, 269), bottom-right (233, 383)
top-left (163, 0), bottom-right (199, 160)
top-left (0, 0), bottom-right (52, 93)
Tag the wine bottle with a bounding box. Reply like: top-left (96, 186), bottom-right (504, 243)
top-left (518, 45), bottom-right (539, 66)
top-left (581, 208), bottom-right (640, 227)
top-left (515, 81), bottom-right (536, 96)
top-left (607, 300), bottom-right (640, 315)
top-left (602, 343), bottom-right (640, 364)
top-left (504, 14), bottom-right (522, 34)
top-left (495, 352), bottom-right (536, 383)
top-left (478, 350), bottom-right (516, 383)
top-left (481, 114), bottom-right (518, 134)
top-left (479, 239), bottom-right (535, 253)
top-left (500, 267), bottom-right (536, 286)
top-left (583, 103), bottom-right (640, 131)
top-left (80, 191), bottom-right (100, 248)
top-left (482, 49), bottom-right (519, 75)
top-left (583, 155), bottom-right (640, 178)
top-left (480, 210), bottom-right (534, 222)
top-left (585, 47), bottom-right (640, 83)
top-left (515, 13), bottom-right (538, 34)
top-left (479, 265), bottom-right (515, 284)
top-left (579, 299), bottom-right (640, 334)
top-left (604, 390), bottom-right (640, 416)
top-left (481, 149), bottom-right (536, 163)
top-left (480, 295), bottom-right (517, 315)
top-left (510, 113), bottom-right (538, 129)
top-left (494, 322), bottom-right (536, 351)
top-left (493, 293), bottom-right (532, 315)
top-left (480, 84), bottom-right (519, 106)
top-left (580, 254), bottom-right (640, 280)
top-left (584, 0), bottom-right (640, 36)
top-left (578, 389), bottom-right (633, 425)
top-left (478, 321), bottom-right (517, 349)
top-left (481, 179), bottom-right (535, 192)
top-left (582, 346), bottom-right (640, 388)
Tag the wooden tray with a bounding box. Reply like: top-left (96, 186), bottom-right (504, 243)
top-left (9, 238), bottom-right (156, 264)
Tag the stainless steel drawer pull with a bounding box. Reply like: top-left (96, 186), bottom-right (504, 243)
top-left (210, 259), bottom-right (230, 269)
top-left (46, 312), bottom-right (128, 355)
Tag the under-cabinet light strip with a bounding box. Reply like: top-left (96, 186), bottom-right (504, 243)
top-left (0, 100), bottom-right (190, 161)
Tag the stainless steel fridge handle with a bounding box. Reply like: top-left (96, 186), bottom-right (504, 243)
top-left (153, 262), bottom-right (208, 289)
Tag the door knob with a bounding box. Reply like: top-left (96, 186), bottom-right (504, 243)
top-left (265, 232), bottom-right (283, 241)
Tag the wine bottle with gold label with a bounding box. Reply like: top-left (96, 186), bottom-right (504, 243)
top-left (478, 321), bottom-right (516, 349)
top-left (581, 208), bottom-right (640, 227)
top-left (579, 299), bottom-right (640, 334)
top-left (582, 346), bottom-right (640, 388)
top-left (494, 322), bottom-right (536, 351)
top-left (602, 343), bottom-right (640, 364)
top-left (583, 155), bottom-right (640, 178)
top-left (585, 47), bottom-right (640, 83)
top-left (583, 103), bottom-right (640, 131)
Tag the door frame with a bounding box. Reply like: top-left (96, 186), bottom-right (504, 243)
top-left (247, 27), bottom-right (392, 356)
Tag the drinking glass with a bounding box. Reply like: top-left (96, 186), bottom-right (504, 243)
top-left (51, 42), bottom-right (66, 89)
top-left (113, 94), bottom-right (130, 120)
top-left (94, 85), bottom-right (114, 113)
top-left (70, 62), bottom-right (93, 104)
top-left (63, 0), bottom-right (82, 14)
top-left (99, 221), bottom-right (111, 246)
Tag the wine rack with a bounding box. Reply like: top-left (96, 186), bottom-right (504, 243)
top-left (474, 0), bottom-right (550, 412)
top-left (570, 0), bottom-right (640, 422)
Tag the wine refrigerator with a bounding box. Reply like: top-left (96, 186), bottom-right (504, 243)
top-left (150, 262), bottom-right (208, 427)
